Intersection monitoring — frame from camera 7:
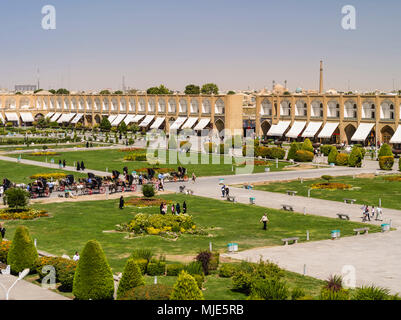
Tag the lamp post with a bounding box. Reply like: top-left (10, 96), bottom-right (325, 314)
top-left (0, 268), bottom-right (30, 300)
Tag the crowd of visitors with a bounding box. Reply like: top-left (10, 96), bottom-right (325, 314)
top-left (159, 201), bottom-right (187, 215)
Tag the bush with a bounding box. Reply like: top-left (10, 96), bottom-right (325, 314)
top-left (0, 240), bottom-right (11, 263)
top-left (266, 147), bottom-right (285, 160)
top-left (36, 256), bottom-right (77, 291)
top-left (209, 252), bottom-right (219, 271)
top-left (72, 240), bottom-right (115, 300)
top-left (130, 248), bottom-right (154, 262)
top-left (291, 287), bottom-right (306, 300)
top-left (193, 273), bottom-right (205, 290)
top-left (218, 264), bottom-right (237, 278)
top-left (257, 146), bottom-right (269, 158)
top-left (117, 259), bottom-right (145, 299)
top-left (242, 145), bottom-right (255, 157)
top-left (294, 150), bottom-right (314, 162)
top-left (232, 271), bottom-right (254, 294)
top-left (4, 188), bottom-right (30, 210)
top-left (142, 184), bottom-right (155, 198)
top-left (319, 288), bottom-right (349, 300)
top-left (132, 258), bottom-right (148, 275)
top-left (378, 143), bottom-right (393, 158)
top-left (352, 285), bottom-right (391, 300)
top-left (185, 261), bottom-right (204, 276)
top-left (321, 175), bottom-right (333, 182)
top-left (320, 145), bottom-right (333, 156)
top-left (328, 147), bottom-right (339, 164)
top-left (147, 261), bottom-right (166, 276)
top-left (166, 263), bottom-right (185, 276)
top-left (336, 153), bottom-right (349, 166)
top-left (170, 271), bottom-right (204, 300)
top-left (119, 284), bottom-right (173, 300)
top-left (249, 278), bottom-right (289, 300)
top-left (348, 147), bottom-right (363, 167)
top-left (301, 138), bottom-right (314, 153)
top-left (195, 250), bottom-right (212, 275)
top-left (287, 142), bottom-right (302, 160)
top-left (7, 226), bottom-right (38, 274)
top-left (379, 156), bottom-right (394, 170)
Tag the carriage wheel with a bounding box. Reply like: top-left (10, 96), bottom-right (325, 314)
top-left (100, 187), bottom-right (106, 194)
top-left (183, 175), bottom-right (189, 182)
top-left (131, 185), bottom-right (137, 192)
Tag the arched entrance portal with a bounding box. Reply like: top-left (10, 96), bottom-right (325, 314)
top-left (381, 125), bottom-right (394, 144)
top-left (344, 124), bottom-right (356, 145)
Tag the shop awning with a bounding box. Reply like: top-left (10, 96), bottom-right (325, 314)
top-left (351, 123), bottom-right (375, 142)
top-left (57, 113), bottom-right (76, 123)
top-left (71, 113), bottom-right (84, 124)
top-left (5, 112), bottom-right (19, 122)
top-left (111, 114), bottom-right (126, 126)
top-left (150, 117), bottom-right (165, 129)
top-left (302, 121), bottom-right (323, 138)
top-left (139, 115), bottom-right (155, 127)
top-left (50, 113), bottom-right (62, 122)
top-left (132, 114), bottom-right (145, 123)
top-left (318, 122), bottom-right (339, 139)
top-left (0, 114), bottom-right (5, 124)
top-left (286, 121), bottom-right (306, 138)
top-left (45, 112), bottom-right (55, 119)
top-left (266, 121), bottom-right (291, 136)
top-left (181, 117), bottom-right (198, 129)
top-left (123, 114), bottom-right (135, 125)
top-left (170, 117), bottom-right (187, 130)
top-left (194, 118), bottom-right (210, 130)
top-left (20, 112), bottom-right (35, 123)
top-left (390, 125), bottom-right (401, 144)
top-left (107, 115), bottom-right (117, 123)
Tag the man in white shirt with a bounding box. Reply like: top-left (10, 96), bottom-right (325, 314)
top-left (73, 252), bottom-right (80, 261)
top-left (260, 213), bottom-right (269, 231)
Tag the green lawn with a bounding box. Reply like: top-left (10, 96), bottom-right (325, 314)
top-left (12, 149), bottom-right (290, 177)
top-left (0, 160), bottom-right (86, 184)
top-left (252, 175), bottom-right (401, 210)
top-left (0, 143), bottom-right (108, 152)
top-left (3, 194), bottom-right (381, 273)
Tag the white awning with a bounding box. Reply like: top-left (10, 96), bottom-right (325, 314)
top-left (318, 122), bottom-right (339, 139)
top-left (286, 121), bottom-right (306, 138)
top-left (139, 115), bottom-right (155, 127)
top-left (5, 112), bottom-right (19, 122)
top-left (194, 118), bottom-right (210, 130)
top-left (108, 115), bottom-right (117, 123)
top-left (50, 113), bottom-right (62, 122)
top-left (57, 113), bottom-right (75, 123)
top-left (390, 125), bottom-right (401, 144)
top-left (170, 117), bottom-right (187, 130)
top-left (71, 113), bottom-right (84, 124)
top-left (111, 114), bottom-right (126, 126)
top-left (20, 112), bottom-right (35, 122)
top-left (181, 117), bottom-right (198, 129)
top-left (351, 123), bottom-right (375, 142)
top-left (45, 112), bottom-right (55, 119)
top-left (123, 115), bottom-right (134, 125)
top-left (302, 122), bottom-right (323, 138)
top-left (132, 115), bottom-right (145, 123)
top-left (150, 117), bottom-right (165, 129)
top-left (266, 121), bottom-right (291, 136)
top-left (0, 114), bottom-right (5, 124)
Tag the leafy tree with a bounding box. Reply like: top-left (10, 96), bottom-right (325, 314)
top-left (56, 88), bottom-right (70, 94)
top-left (7, 226), bottom-right (38, 273)
top-left (142, 184), bottom-right (155, 198)
top-left (117, 259), bottom-right (145, 299)
top-left (34, 89), bottom-right (43, 94)
top-left (170, 271), bottom-right (204, 300)
top-left (48, 89), bottom-right (56, 94)
top-left (201, 83), bottom-right (219, 95)
top-left (114, 90), bottom-right (123, 95)
top-left (73, 240), bottom-right (115, 300)
top-left (147, 85), bottom-right (171, 95)
top-left (227, 90), bottom-right (236, 95)
top-left (99, 90), bottom-right (111, 95)
top-left (15, 92), bottom-right (22, 95)
top-left (118, 121), bottom-right (127, 133)
top-left (328, 147), bottom-right (339, 164)
top-left (4, 188), bottom-right (30, 210)
top-left (301, 138), bottom-right (314, 153)
top-left (128, 123), bottom-right (139, 133)
top-left (100, 117), bottom-right (111, 131)
top-left (184, 84), bottom-right (200, 95)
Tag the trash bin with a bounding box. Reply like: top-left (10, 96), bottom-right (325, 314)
top-left (381, 224), bottom-right (390, 232)
top-left (265, 167), bottom-right (270, 172)
top-left (331, 230), bottom-right (340, 239)
top-left (249, 197), bottom-right (255, 205)
top-left (228, 243), bottom-right (238, 252)
top-left (219, 178), bottom-right (224, 185)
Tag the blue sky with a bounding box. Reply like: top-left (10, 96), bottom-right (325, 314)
top-left (0, 0), bottom-right (400, 92)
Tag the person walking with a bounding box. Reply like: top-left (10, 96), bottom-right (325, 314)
top-left (63, 160), bottom-right (66, 168)
top-left (260, 213), bottom-right (269, 230)
top-left (183, 201), bottom-right (187, 214)
top-left (119, 196), bottom-right (124, 209)
top-left (73, 251), bottom-right (80, 261)
top-left (176, 203), bottom-right (181, 215)
top-left (371, 206), bottom-right (375, 220)
top-left (192, 172), bottom-right (196, 183)
top-left (81, 161), bottom-right (85, 171)
top-left (376, 206), bottom-right (383, 221)
top-left (76, 161), bottom-right (81, 171)
top-left (0, 222), bottom-right (6, 238)
top-left (59, 159), bottom-right (62, 169)
top-left (225, 186), bottom-right (230, 197)
top-left (171, 204), bottom-right (176, 215)
top-left (221, 185), bottom-right (226, 197)
top-left (160, 202), bottom-right (164, 215)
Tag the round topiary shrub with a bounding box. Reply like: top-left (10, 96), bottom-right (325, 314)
top-left (379, 156), bottom-right (394, 171)
top-left (266, 147), bottom-right (285, 160)
top-left (301, 138), bottom-right (314, 153)
top-left (320, 145), bottom-right (333, 156)
top-left (336, 153), bottom-right (349, 166)
top-left (294, 150), bottom-right (314, 162)
top-left (348, 147), bottom-right (363, 167)
top-left (287, 142), bottom-right (302, 160)
top-left (119, 284), bottom-right (173, 300)
top-left (117, 259), bottom-right (145, 299)
top-left (378, 143), bottom-right (393, 158)
top-left (170, 270), bottom-right (204, 300)
top-left (142, 184), bottom-right (155, 198)
top-left (328, 147), bottom-right (339, 164)
top-left (7, 226), bottom-right (38, 274)
top-left (72, 240), bottom-right (115, 300)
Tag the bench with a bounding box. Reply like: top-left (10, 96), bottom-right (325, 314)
top-left (337, 213), bottom-right (350, 220)
top-left (354, 227), bottom-right (369, 235)
top-left (179, 185), bottom-right (186, 193)
top-left (281, 204), bottom-right (294, 211)
top-left (227, 196), bottom-right (236, 202)
top-left (286, 190), bottom-right (298, 196)
top-left (281, 237), bottom-right (299, 245)
top-left (343, 198), bottom-right (356, 204)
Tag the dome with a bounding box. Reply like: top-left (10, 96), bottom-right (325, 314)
top-left (295, 88), bottom-right (303, 93)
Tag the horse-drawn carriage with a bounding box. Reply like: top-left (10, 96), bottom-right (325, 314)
top-left (28, 178), bottom-right (50, 198)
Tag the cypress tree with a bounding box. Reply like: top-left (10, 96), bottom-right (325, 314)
top-left (287, 142), bottom-right (302, 160)
top-left (117, 259), bottom-right (145, 299)
top-left (301, 138), bottom-right (314, 153)
top-left (73, 240), bottom-right (115, 300)
top-left (328, 146), bottom-right (339, 164)
top-left (170, 271), bottom-right (204, 300)
top-left (7, 226), bottom-right (38, 274)
top-left (378, 143), bottom-right (393, 158)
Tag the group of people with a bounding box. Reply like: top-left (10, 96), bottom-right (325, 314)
top-left (76, 161), bottom-right (86, 171)
top-left (159, 201), bottom-right (187, 215)
top-left (58, 159), bottom-right (66, 168)
top-left (221, 184), bottom-right (230, 197)
top-left (361, 205), bottom-right (383, 222)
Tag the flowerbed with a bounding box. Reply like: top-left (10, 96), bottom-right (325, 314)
top-left (311, 182), bottom-right (352, 190)
top-left (0, 208), bottom-right (49, 220)
top-left (29, 173), bottom-right (67, 180)
top-left (125, 198), bottom-right (173, 208)
top-left (236, 160), bottom-right (272, 167)
top-left (119, 148), bottom-right (145, 152)
top-left (36, 256), bottom-right (77, 291)
top-left (0, 241), bottom-right (11, 263)
top-left (116, 213), bottom-right (206, 238)
top-left (29, 152), bottom-right (60, 156)
top-left (384, 176), bottom-right (401, 182)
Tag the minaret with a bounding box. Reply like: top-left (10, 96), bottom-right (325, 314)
top-left (319, 60), bottom-right (323, 94)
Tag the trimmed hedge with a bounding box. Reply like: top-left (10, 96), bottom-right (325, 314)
top-left (147, 261), bottom-right (166, 276)
top-left (349, 147), bottom-right (363, 167)
top-left (379, 156), bottom-right (394, 171)
top-left (301, 138), bottom-right (314, 153)
top-left (36, 256), bottom-right (77, 291)
top-left (119, 284), bottom-right (173, 300)
top-left (266, 147), bottom-right (285, 160)
top-left (320, 145), bottom-right (334, 156)
top-left (328, 147), bottom-right (339, 164)
top-left (166, 263), bottom-right (185, 276)
top-left (0, 240), bottom-right (11, 263)
top-left (294, 150), bottom-right (314, 162)
top-left (117, 259), bottom-right (145, 299)
top-left (170, 271), bottom-right (204, 300)
top-left (132, 258), bottom-right (148, 275)
top-left (336, 153), bottom-right (349, 166)
top-left (378, 144), bottom-right (393, 158)
top-left (287, 142), bottom-right (302, 160)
